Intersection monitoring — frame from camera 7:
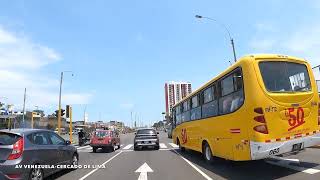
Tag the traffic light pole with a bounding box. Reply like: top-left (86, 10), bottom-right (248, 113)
top-left (69, 106), bottom-right (73, 144)
top-left (58, 72), bottom-right (63, 135)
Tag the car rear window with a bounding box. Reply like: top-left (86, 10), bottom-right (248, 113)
top-left (95, 131), bottom-right (109, 138)
top-left (0, 132), bottom-right (21, 145)
top-left (137, 129), bottom-right (156, 135)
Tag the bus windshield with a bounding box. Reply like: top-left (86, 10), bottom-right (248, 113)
top-left (259, 61), bottom-right (311, 92)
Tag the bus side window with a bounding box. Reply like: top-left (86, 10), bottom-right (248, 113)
top-left (172, 109), bottom-right (176, 128)
top-left (202, 85), bottom-right (218, 118)
top-left (219, 69), bottom-right (244, 114)
top-left (191, 95), bottom-right (201, 120)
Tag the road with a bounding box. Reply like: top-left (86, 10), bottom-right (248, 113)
top-left (47, 132), bottom-right (320, 180)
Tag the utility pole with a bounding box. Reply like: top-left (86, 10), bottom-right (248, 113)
top-left (130, 111), bottom-right (133, 128)
top-left (83, 104), bottom-right (87, 125)
top-left (69, 106), bottom-right (73, 143)
top-left (58, 72), bottom-right (63, 135)
top-left (22, 88), bottom-right (26, 128)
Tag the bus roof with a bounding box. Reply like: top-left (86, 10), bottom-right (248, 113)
top-left (172, 54), bottom-right (307, 108)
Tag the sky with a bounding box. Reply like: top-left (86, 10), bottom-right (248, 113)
top-left (0, 0), bottom-right (320, 126)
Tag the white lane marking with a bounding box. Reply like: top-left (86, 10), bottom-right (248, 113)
top-left (160, 143), bottom-right (167, 149)
top-left (123, 144), bottom-right (133, 150)
top-left (78, 147), bottom-right (92, 152)
top-left (265, 157), bottom-right (320, 174)
top-left (169, 143), bottom-right (179, 148)
top-left (77, 145), bottom-right (90, 150)
top-left (122, 149), bottom-right (134, 152)
top-left (173, 149), bottom-right (212, 180)
top-left (135, 162), bottom-right (153, 180)
top-left (79, 151), bottom-right (122, 180)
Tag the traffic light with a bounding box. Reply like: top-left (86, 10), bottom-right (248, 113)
top-left (66, 105), bottom-right (71, 118)
top-left (54, 109), bottom-right (65, 117)
top-left (61, 109), bottom-right (65, 117)
top-left (54, 110), bottom-right (59, 117)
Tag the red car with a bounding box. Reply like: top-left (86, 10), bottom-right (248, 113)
top-left (90, 130), bottom-right (120, 152)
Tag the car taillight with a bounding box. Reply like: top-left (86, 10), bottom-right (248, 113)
top-left (253, 125), bottom-right (269, 134)
top-left (253, 107), bottom-right (269, 134)
top-left (7, 137), bottom-right (24, 160)
top-left (6, 174), bottom-right (21, 179)
top-left (254, 116), bottom-right (266, 123)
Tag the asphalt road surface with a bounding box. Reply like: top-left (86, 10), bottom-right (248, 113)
top-left (47, 132), bottom-right (320, 180)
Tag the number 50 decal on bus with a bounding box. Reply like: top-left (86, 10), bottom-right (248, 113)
top-left (286, 107), bottom-right (305, 131)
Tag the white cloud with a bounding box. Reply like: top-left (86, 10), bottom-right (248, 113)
top-left (0, 27), bottom-right (61, 69)
top-left (249, 23), bottom-right (320, 67)
top-left (0, 25), bottom-right (92, 112)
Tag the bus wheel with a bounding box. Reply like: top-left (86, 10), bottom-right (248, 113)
top-left (203, 142), bottom-right (213, 163)
top-left (177, 138), bottom-right (185, 152)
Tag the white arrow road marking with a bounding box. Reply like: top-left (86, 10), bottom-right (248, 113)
top-left (160, 143), bottom-right (167, 149)
top-left (266, 157), bottom-right (320, 174)
top-left (169, 143), bottom-right (179, 148)
top-left (135, 162), bottom-right (153, 180)
top-left (123, 144), bottom-right (133, 150)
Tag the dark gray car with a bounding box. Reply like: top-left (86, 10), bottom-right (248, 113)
top-left (134, 128), bottom-right (159, 150)
top-left (0, 129), bottom-right (79, 180)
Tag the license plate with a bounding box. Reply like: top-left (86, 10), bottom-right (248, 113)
top-left (292, 143), bottom-right (303, 151)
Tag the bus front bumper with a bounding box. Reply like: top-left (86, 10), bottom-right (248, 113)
top-left (250, 132), bottom-right (320, 160)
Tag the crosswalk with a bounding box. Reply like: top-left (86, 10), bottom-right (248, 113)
top-left (75, 143), bottom-right (179, 152)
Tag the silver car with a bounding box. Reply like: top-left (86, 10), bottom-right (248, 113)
top-left (134, 128), bottom-right (159, 150)
top-left (0, 129), bottom-right (79, 180)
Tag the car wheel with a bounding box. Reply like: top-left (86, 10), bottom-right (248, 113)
top-left (93, 147), bottom-right (97, 153)
top-left (29, 166), bottom-right (44, 180)
top-left (134, 145), bottom-right (138, 151)
top-left (110, 145), bottom-right (115, 152)
top-left (71, 154), bottom-right (78, 170)
top-left (155, 145), bottom-right (159, 150)
top-left (203, 142), bottom-right (214, 163)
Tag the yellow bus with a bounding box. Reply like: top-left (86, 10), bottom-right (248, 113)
top-left (172, 54), bottom-right (320, 161)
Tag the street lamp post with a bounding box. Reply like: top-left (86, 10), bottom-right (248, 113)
top-left (195, 15), bottom-right (237, 63)
top-left (57, 71), bottom-right (73, 135)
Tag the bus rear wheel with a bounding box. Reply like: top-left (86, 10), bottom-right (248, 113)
top-left (203, 142), bottom-right (214, 163)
